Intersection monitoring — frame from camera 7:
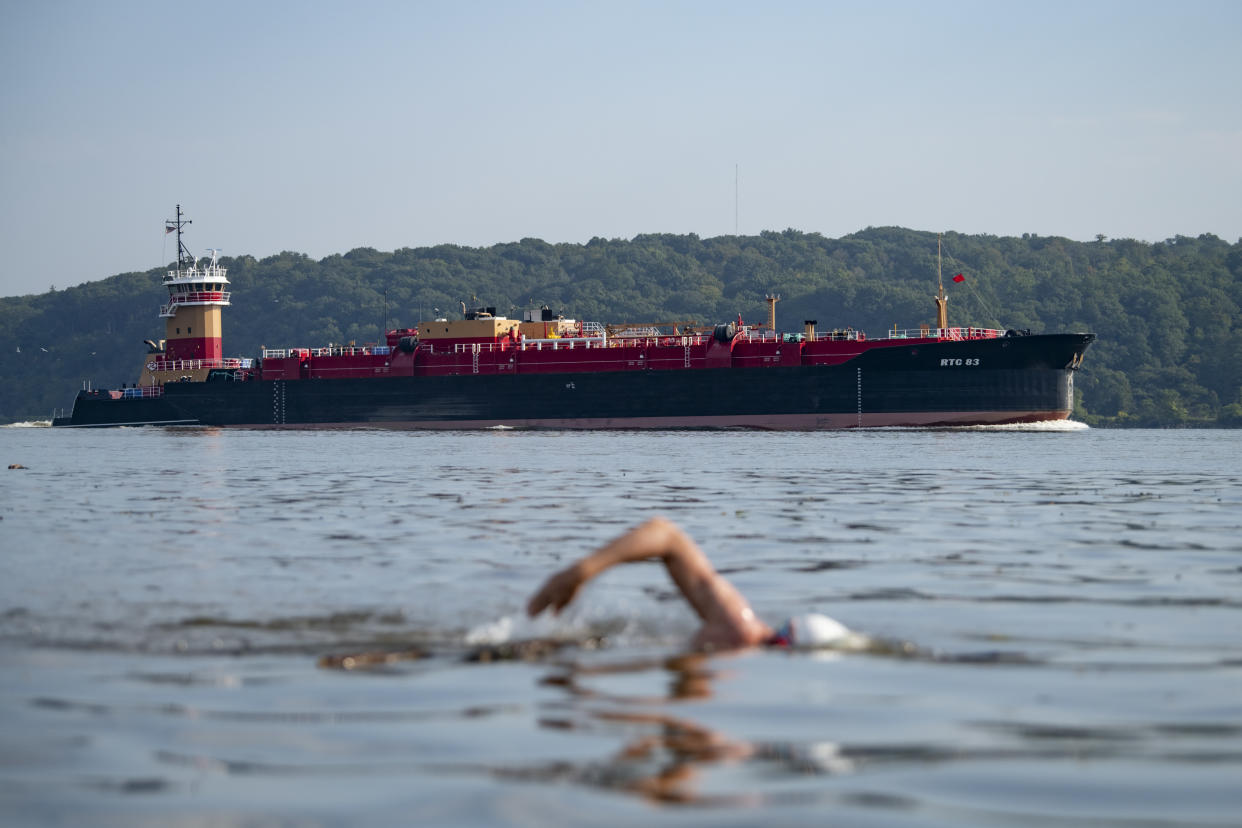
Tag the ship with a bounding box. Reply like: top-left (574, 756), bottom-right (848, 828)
top-left (52, 207), bottom-right (1095, 430)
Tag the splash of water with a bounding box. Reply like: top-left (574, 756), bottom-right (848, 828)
top-left (959, 419), bottom-right (1090, 432)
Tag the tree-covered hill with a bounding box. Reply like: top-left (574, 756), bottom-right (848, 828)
top-left (3, 228), bottom-right (1239, 427)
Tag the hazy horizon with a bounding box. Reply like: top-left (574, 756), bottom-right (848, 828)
top-left (3, 0), bottom-right (1240, 298)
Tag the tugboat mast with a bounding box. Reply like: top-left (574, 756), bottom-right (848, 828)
top-left (165, 204), bottom-right (193, 277)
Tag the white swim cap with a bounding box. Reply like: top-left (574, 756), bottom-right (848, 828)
top-left (777, 613), bottom-right (851, 648)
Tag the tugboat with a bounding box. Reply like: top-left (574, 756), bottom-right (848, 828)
top-left (53, 209), bottom-right (1095, 429)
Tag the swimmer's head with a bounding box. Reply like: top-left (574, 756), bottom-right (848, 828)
top-left (774, 613), bottom-right (851, 648)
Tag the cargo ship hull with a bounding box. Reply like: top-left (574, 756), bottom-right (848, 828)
top-left (54, 333), bottom-right (1091, 430)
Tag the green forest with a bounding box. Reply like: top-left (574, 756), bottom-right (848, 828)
top-left (2, 226), bottom-right (1240, 427)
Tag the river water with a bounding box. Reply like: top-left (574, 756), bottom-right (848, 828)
top-left (1, 424), bottom-right (1239, 826)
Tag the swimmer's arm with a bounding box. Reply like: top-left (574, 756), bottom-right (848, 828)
top-left (527, 518), bottom-right (773, 647)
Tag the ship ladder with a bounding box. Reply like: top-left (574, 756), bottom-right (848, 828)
top-left (272, 380), bottom-right (286, 424)
top-left (856, 368), bottom-right (863, 428)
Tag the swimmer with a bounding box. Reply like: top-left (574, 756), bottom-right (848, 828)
top-left (322, 518), bottom-right (852, 671)
top-left (527, 517), bottom-right (851, 651)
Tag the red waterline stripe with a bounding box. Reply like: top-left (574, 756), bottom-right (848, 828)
top-left (225, 410), bottom-right (1070, 431)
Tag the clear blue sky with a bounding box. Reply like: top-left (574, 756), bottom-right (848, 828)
top-left (2, 0), bottom-right (1239, 297)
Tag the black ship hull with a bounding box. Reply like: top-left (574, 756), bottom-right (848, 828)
top-left (51, 394), bottom-right (196, 428)
top-left (53, 333), bottom-right (1093, 429)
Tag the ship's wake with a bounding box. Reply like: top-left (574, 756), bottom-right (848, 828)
top-left (956, 419), bottom-right (1089, 431)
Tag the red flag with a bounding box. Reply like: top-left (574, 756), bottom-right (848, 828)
top-left (952, 273), bottom-right (965, 283)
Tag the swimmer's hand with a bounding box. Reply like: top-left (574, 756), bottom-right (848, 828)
top-left (527, 563), bottom-right (587, 617)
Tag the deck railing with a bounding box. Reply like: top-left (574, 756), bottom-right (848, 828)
top-left (159, 291), bottom-right (231, 316)
top-left (169, 290), bottom-right (229, 303)
top-left (448, 337), bottom-right (614, 354)
top-left (261, 345), bottom-right (391, 359)
top-left (881, 327), bottom-right (1004, 341)
top-left (122, 386), bottom-right (165, 398)
top-left (146, 357), bottom-right (253, 372)
top-left (256, 326), bottom-right (1006, 361)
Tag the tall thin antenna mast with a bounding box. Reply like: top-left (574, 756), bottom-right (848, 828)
top-left (165, 204), bottom-right (192, 277)
top-left (734, 164), bottom-right (739, 235)
top-left (935, 232), bottom-right (949, 330)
